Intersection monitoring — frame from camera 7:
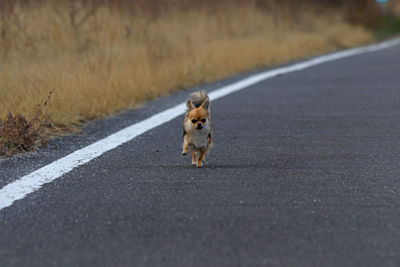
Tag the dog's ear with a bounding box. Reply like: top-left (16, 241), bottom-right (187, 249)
top-left (186, 99), bottom-right (194, 111)
top-left (200, 97), bottom-right (209, 111)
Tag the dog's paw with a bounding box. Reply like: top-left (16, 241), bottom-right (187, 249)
top-left (181, 152), bottom-right (188, 156)
top-left (196, 162), bottom-right (203, 168)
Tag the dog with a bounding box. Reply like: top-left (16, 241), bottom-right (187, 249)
top-left (181, 91), bottom-right (212, 167)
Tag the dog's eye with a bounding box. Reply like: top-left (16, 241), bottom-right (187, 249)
top-left (201, 119), bottom-right (206, 123)
top-left (191, 119), bottom-right (197, 123)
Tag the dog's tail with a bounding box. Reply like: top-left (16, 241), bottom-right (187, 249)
top-left (189, 90), bottom-right (210, 111)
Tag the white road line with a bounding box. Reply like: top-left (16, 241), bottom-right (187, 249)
top-left (1, 38), bottom-right (400, 211)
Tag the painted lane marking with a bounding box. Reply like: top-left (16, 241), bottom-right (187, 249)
top-left (1, 37), bottom-right (400, 211)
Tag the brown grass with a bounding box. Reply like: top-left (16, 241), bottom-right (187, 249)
top-left (0, 91), bottom-right (53, 156)
top-left (0, 1), bottom-right (373, 129)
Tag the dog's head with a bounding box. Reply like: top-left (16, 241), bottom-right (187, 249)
top-left (186, 100), bottom-right (210, 130)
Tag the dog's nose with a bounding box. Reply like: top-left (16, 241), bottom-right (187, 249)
top-left (197, 123), bottom-right (202, 127)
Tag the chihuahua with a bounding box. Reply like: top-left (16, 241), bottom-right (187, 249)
top-left (181, 91), bottom-right (212, 167)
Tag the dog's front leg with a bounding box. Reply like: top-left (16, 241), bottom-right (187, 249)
top-left (192, 152), bottom-right (197, 165)
top-left (181, 141), bottom-right (189, 156)
top-left (196, 149), bottom-right (206, 167)
top-left (196, 140), bottom-right (211, 167)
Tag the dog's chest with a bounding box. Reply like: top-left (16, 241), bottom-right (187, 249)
top-left (189, 129), bottom-right (209, 150)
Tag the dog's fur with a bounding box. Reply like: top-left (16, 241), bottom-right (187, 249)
top-left (181, 91), bottom-right (212, 167)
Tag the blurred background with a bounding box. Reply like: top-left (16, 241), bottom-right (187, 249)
top-left (0, 0), bottom-right (399, 155)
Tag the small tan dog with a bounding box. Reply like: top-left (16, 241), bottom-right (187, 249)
top-left (181, 91), bottom-right (213, 167)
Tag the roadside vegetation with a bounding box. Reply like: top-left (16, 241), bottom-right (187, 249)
top-left (0, 0), bottom-right (398, 156)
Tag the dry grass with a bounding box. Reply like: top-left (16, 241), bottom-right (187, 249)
top-left (0, 1), bottom-right (372, 129)
top-left (0, 91), bottom-right (53, 156)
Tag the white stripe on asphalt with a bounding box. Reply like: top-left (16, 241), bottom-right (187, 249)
top-left (1, 37), bottom-right (400, 211)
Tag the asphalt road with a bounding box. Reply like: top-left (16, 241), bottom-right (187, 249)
top-left (1, 42), bottom-right (400, 267)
